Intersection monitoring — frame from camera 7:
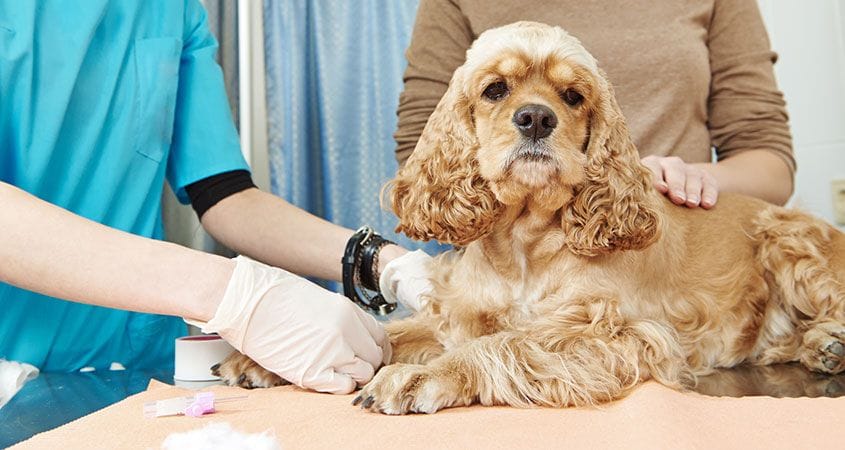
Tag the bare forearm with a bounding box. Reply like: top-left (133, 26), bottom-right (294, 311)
top-left (694, 150), bottom-right (793, 205)
top-left (201, 188), bottom-right (407, 281)
top-left (0, 182), bottom-right (232, 321)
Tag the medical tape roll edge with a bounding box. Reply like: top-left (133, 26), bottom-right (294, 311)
top-left (173, 335), bottom-right (235, 382)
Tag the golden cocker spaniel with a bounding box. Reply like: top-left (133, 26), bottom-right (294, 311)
top-left (216, 22), bottom-right (844, 414)
top-left (354, 21), bottom-right (845, 414)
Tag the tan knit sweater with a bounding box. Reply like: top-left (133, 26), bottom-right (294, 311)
top-left (395, 0), bottom-right (794, 176)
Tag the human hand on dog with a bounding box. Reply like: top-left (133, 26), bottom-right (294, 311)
top-left (379, 249), bottom-right (435, 312)
top-left (188, 256), bottom-right (391, 394)
top-left (641, 155), bottom-right (719, 209)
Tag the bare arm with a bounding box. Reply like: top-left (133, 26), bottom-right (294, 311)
top-left (0, 181), bottom-right (231, 322)
top-left (199, 188), bottom-right (406, 282)
top-left (705, 0), bottom-right (794, 205)
top-left (643, 149), bottom-right (793, 209)
top-left (695, 149), bottom-right (793, 205)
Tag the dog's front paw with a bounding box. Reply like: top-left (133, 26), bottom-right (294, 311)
top-left (353, 364), bottom-right (466, 415)
top-left (211, 352), bottom-right (288, 389)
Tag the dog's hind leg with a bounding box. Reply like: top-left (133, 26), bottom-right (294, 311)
top-left (754, 208), bottom-right (845, 321)
top-left (752, 208), bottom-right (845, 373)
top-left (356, 297), bottom-right (691, 414)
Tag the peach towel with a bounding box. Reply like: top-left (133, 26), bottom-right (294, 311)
top-left (11, 380), bottom-right (845, 449)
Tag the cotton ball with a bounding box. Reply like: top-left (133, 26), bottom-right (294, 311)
top-left (161, 422), bottom-right (281, 450)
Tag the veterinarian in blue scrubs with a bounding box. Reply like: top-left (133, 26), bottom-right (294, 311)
top-left (0, 0), bottom-right (424, 393)
top-left (0, 0), bottom-right (248, 372)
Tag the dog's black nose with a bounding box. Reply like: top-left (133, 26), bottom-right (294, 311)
top-left (513, 104), bottom-right (557, 140)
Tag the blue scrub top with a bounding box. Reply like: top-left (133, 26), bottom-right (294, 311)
top-left (0, 0), bottom-right (249, 371)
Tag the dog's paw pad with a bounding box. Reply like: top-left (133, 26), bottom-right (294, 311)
top-left (823, 379), bottom-right (845, 397)
top-left (801, 322), bottom-right (845, 374)
top-left (826, 341), bottom-right (845, 357)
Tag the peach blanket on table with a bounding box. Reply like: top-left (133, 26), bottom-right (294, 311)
top-left (11, 380), bottom-right (845, 449)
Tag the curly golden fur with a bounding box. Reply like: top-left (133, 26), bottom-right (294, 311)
top-left (358, 21), bottom-right (845, 414)
top-left (215, 22), bottom-right (845, 413)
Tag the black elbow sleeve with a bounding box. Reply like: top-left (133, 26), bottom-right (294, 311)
top-left (185, 170), bottom-right (256, 219)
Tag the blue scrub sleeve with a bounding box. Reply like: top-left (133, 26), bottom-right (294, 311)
top-left (166, 0), bottom-right (250, 204)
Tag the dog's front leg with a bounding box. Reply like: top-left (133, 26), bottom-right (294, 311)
top-left (356, 297), bottom-right (691, 414)
top-left (385, 314), bottom-right (445, 365)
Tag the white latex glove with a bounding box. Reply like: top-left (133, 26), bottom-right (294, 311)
top-left (190, 256), bottom-right (391, 394)
top-left (378, 249), bottom-right (435, 312)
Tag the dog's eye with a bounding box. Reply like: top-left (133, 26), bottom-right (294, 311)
top-left (561, 89), bottom-right (584, 106)
top-left (482, 82), bottom-right (509, 101)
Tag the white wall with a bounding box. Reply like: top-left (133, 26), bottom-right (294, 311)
top-left (757, 0), bottom-right (845, 229)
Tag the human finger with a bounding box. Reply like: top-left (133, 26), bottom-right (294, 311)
top-left (641, 155), bottom-right (668, 193)
top-left (700, 171), bottom-right (720, 209)
top-left (684, 167), bottom-right (703, 208)
top-left (335, 357), bottom-right (376, 386)
top-left (660, 157), bottom-right (688, 205)
top-left (304, 367), bottom-right (357, 394)
top-left (350, 302), bottom-right (390, 365)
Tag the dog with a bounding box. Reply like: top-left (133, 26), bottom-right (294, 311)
top-left (215, 21), bottom-right (845, 414)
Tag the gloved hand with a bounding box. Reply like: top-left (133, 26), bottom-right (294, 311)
top-left (189, 256), bottom-right (390, 394)
top-left (378, 249), bottom-right (435, 312)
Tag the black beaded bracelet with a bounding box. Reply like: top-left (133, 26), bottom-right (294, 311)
top-left (359, 234), bottom-right (391, 292)
top-left (341, 226), bottom-right (396, 315)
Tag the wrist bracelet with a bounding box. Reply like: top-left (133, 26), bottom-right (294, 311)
top-left (341, 226), bottom-right (396, 315)
top-left (360, 235), bottom-right (392, 292)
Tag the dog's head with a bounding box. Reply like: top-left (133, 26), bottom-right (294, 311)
top-left (389, 22), bottom-right (660, 255)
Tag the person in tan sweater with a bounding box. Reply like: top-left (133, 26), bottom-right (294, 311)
top-left (395, 0), bottom-right (795, 208)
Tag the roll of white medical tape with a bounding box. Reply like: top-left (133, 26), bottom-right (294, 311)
top-left (173, 335), bottom-right (234, 384)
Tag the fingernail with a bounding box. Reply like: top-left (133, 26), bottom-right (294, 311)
top-left (673, 191), bottom-right (686, 201)
top-left (687, 196), bottom-right (699, 205)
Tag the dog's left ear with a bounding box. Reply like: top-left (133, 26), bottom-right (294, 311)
top-left (563, 70), bottom-right (661, 256)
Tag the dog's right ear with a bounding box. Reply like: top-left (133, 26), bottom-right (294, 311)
top-left (385, 67), bottom-right (502, 246)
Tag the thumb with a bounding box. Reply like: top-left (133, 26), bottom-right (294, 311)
top-left (303, 368), bottom-right (357, 394)
top-left (335, 357), bottom-right (376, 386)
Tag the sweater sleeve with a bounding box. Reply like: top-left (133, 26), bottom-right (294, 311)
top-left (707, 0), bottom-right (795, 175)
top-left (394, 0), bottom-right (475, 167)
